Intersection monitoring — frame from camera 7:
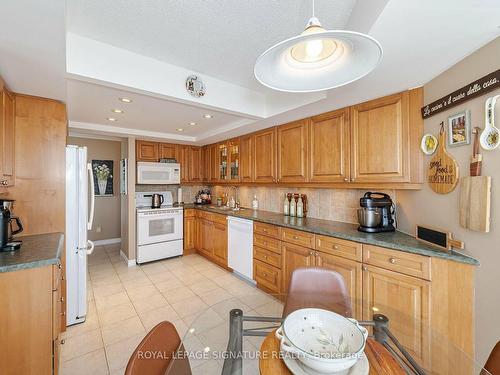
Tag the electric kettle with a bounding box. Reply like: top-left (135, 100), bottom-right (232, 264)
top-left (151, 193), bottom-right (164, 209)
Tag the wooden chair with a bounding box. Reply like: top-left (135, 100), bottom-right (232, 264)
top-left (125, 321), bottom-right (191, 375)
top-left (483, 341), bottom-right (500, 375)
top-left (282, 267), bottom-right (352, 318)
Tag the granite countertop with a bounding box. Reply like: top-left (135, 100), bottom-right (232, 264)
top-left (184, 204), bottom-right (479, 266)
top-left (0, 233), bottom-right (64, 273)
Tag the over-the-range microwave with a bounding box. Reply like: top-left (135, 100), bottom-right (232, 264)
top-left (137, 162), bottom-right (180, 184)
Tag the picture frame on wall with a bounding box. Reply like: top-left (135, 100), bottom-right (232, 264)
top-left (92, 160), bottom-right (114, 196)
top-left (447, 110), bottom-right (471, 147)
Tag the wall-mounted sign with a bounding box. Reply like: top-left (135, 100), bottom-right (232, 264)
top-left (421, 69), bottom-right (499, 119)
top-left (428, 123), bottom-right (459, 194)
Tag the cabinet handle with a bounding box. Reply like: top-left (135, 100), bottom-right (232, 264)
top-left (262, 272), bottom-right (267, 277)
top-left (58, 264), bottom-right (62, 269)
top-left (389, 258), bottom-right (397, 264)
top-left (263, 255), bottom-right (268, 259)
top-left (350, 178), bottom-right (355, 182)
top-left (309, 250), bottom-right (314, 255)
top-left (333, 245), bottom-right (339, 250)
top-left (362, 266), bottom-right (367, 271)
top-left (60, 339), bottom-right (66, 345)
top-left (61, 311), bottom-right (66, 316)
top-left (293, 236), bottom-right (299, 240)
top-left (0, 180), bottom-right (7, 186)
top-left (315, 252), bottom-right (319, 256)
top-left (60, 297), bottom-right (64, 303)
top-left (344, 178), bottom-right (349, 182)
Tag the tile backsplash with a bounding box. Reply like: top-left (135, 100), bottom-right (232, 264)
top-left (136, 183), bottom-right (396, 224)
top-left (210, 186), bottom-right (396, 224)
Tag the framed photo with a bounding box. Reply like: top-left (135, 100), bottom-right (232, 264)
top-left (92, 160), bottom-right (114, 196)
top-left (447, 110), bottom-right (471, 147)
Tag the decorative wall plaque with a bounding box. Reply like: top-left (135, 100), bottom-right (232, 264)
top-left (427, 123), bottom-right (459, 194)
top-left (421, 69), bottom-right (499, 119)
top-left (186, 75), bottom-right (206, 97)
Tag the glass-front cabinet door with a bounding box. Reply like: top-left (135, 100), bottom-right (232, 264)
top-left (219, 142), bottom-right (228, 181)
top-left (228, 139), bottom-right (240, 181)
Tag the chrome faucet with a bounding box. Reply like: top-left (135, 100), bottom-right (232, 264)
top-left (230, 186), bottom-right (239, 209)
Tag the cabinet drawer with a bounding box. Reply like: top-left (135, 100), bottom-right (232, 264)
top-left (253, 234), bottom-right (281, 254)
top-left (199, 211), bottom-right (214, 221)
top-left (316, 235), bottom-right (362, 261)
top-left (254, 260), bottom-right (281, 293)
top-left (254, 246), bottom-right (281, 269)
top-left (52, 264), bottom-right (62, 291)
top-left (254, 222), bottom-right (281, 239)
top-left (184, 209), bottom-right (196, 218)
top-left (363, 245), bottom-right (431, 280)
top-left (282, 228), bottom-right (315, 249)
top-left (212, 213), bottom-right (228, 225)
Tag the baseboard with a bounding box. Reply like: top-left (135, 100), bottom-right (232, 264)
top-left (93, 238), bottom-right (121, 246)
top-left (120, 250), bottom-right (136, 267)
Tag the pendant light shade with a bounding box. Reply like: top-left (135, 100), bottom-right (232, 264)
top-left (254, 14), bottom-right (383, 93)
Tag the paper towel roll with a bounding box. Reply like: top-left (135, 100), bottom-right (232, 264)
top-left (177, 187), bottom-right (183, 204)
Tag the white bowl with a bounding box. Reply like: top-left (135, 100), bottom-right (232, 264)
top-left (276, 308), bottom-right (368, 374)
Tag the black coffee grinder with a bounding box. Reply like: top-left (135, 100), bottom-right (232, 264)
top-left (0, 199), bottom-right (23, 251)
top-left (357, 192), bottom-right (396, 233)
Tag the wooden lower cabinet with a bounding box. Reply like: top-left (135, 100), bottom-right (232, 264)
top-left (183, 209), bottom-right (196, 254)
top-left (316, 252), bottom-right (362, 320)
top-left (254, 259), bottom-right (281, 294)
top-left (0, 264), bottom-right (63, 374)
top-left (212, 221), bottom-right (228, 266)
top-left (362, 265), bottom-right (430, 368)
top-left (281, 242), bottom-right (316, 294)
top-left (194, 212), bottom-right (228, 268)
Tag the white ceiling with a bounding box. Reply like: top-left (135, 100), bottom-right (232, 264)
top-left (66, 0), bottom-right (357, 91)
top-left (0, 0), bottom-right (499, 144)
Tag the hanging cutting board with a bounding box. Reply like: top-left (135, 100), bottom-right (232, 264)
top-left (428, 123), bottom-right (459, 194)
top-left (459, 176), bottom-right (491, 232)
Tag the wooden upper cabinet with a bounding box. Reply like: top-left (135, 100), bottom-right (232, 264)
top-left (159, 143), bottom-right (178, 161)
top-left (178, 145), bottom-right (189, 182)
top-left (228, 138), bottom-right (240, 182)
top-left (209, 144), bottom-right (219, 183)
top-left (277, 120), bottom-right (309, 183)
top-left (350, 92), bottom-right (410, 183)
top-left (202, 145), bottom-right (211, 182)
top-left (136, 140), bottom-right (159, 162)
top-left (0, 86), bottom-right (15, 187)
top-left (253, 127), bottom-right (277, 183)
top-left (309, 108), bottom-right (350, 183)
top-left (240, 134), bottom-right (254, 182)
top-left (188, 146), bottom-right (203, 182)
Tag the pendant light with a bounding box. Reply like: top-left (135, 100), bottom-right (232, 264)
top-left (254, 0), bottom-right (383, 93)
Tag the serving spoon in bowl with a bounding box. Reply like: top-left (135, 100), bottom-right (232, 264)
top-left (480, 95), bottom-right (500, 150)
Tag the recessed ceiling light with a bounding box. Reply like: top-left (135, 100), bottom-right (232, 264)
top-left (188, 122), bottom-right (197, 126)
top-left (107, 117), bottom-right (117, 122)
top-left (203, 114), bottom-right (213, 119)
top-left (119, 97), bottom-right (132, 103)
top-left (112, 109), bottom-right (124, 114)
top-left (176, 128), bottom-right (184, 132)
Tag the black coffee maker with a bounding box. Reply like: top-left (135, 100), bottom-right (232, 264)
top-left (357, 192), bottom-right (396, 233)
top-left (0, 199), bottom-right (23, 251)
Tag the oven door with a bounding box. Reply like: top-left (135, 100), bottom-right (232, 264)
top-left (137, 209), bottom-right (183, 245)
top-left (137, 162), bottom-right (180, 184)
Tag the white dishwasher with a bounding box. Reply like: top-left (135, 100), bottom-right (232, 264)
top-left (227, 216), bottom-right (254, 283)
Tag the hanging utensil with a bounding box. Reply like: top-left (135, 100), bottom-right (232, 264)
top-left (470, 127), bottom-right (482, 176)
top-left (480, 95), bottom-right (500, 150)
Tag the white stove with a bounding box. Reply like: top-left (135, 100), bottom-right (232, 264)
top-left (136, 192), bottom-right (183, 264)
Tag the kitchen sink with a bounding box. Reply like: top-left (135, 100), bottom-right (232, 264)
top-left (208, 206), bottom-right (246, 212)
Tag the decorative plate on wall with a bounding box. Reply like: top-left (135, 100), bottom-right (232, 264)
top-left (421, 133), bottom-right (438, 155)
top-left (185, 75), bottom-right (206, 97)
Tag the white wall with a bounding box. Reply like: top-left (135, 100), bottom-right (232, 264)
top-left (397, 37), bottom-right (500, 365)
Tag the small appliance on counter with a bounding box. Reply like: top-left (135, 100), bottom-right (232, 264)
top-left (194, 189), bottom-right (211, 205)
top-left (357, 192), bottom-right (396, 233)
top-left (0, 198), bottom-right (23, 251)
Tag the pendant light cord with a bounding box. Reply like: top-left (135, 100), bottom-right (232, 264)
top-left (312, 0), bottom-right (315, 17)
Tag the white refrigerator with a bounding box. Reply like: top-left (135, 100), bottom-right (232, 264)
top-left (65, 145), bottom-right (95, 326)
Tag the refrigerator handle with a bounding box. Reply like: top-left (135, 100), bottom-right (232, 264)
top-left (87, 163), bottom-right (95, 230)
top-left (86, 240), bottom-right (95, 255)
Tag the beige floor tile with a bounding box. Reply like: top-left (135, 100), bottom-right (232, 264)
top-left (210, 297), bottom-right (253, 320)
top-left (61, 328), bottom-right (103, 361)
top-left (172, 296), bottom-right (209, 318)
top-left (125, 284), bottom-right (158, 300)
top-left (121, 276), bottom-right (153, 289)
top-left (189, 279), bottom-right (219, 295)
top-left (131, 293), bottom-right (169, 314)
top-left (109, 367), bottom-right (126, 375)
top-left (95, 291), bottom-right (131, 311)
top-left (91, 274), bottom-right (122, 287)
top-left (224, 280), bottom-right (258, 297)
top-left (163, 286), bottom-right (196, 304)
top-left (213, 274), bottom-right (240, 287)
top-left (139, 261), bottom-right (168, 275)
top-left (63, 311), bottom-right (100, 339)
top-left (93, 283), bottom-right (125, 298)
top-left (199, 267), bottom-right (229, 279)
top-left (183, 308), bottom-right (225, 335)
top-left (105, 333), bottom-right (145, 372)
top-left (155, 277), bottom-right (185, 293)
top-left (191, 359), bottom-right (222, 375)
top-left (198, 287), bottom-right (233, 306)
top-left (197, 322), bottom-right (230, 353)
top-left (239, 291), bottom-right (276, 309)
top-left (101, 316), bottom-right (146, 346)
top-left (138, 305), bottom-right (181, 331)
top-left (146, 270), bottom-right (177, 284)
top-left (177, 273), bottom-right (209, 286)
top-left (98, 302), bottom-right (137, 328)
top-left (172, 319), bottom-right (189, 338)
top-left (253, 299), bottom-right (284, 317)
top-left (60, 348), bottom-right (108, 375)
